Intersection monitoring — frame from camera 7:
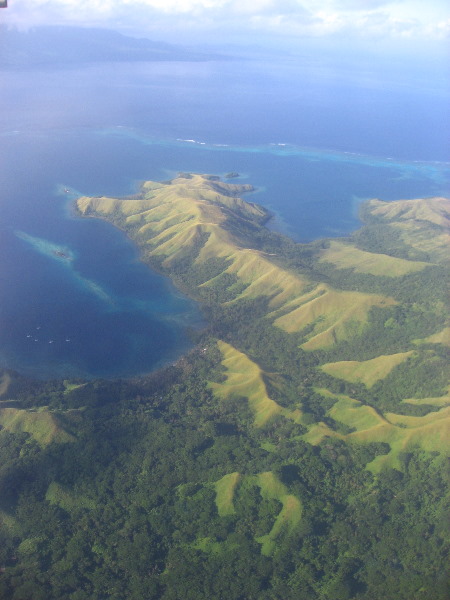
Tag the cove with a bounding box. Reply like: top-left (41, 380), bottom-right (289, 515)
top-left (0, 160), bottom-right (202, 380)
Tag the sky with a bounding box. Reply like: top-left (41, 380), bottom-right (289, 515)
top-left (1, 0), bottom-right (449, 47)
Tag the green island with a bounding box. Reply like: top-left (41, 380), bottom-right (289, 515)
top-left (0, 173), bottom-right (449, 599)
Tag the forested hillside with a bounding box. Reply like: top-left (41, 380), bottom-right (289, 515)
top-left (0, 174), bottom-right (448, 599)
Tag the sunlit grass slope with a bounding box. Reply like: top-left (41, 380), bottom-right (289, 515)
top-left (365, 196), bottom-right (450, 263)
top-left (320, 351), bottom-right (413, 388)
top-left (414, 326), bottom-right (450, 347)
top-left (63, 380), bottom-right (87, 394)
top-left (210, 341), bottom-right (302, 427)
top-left (273, 285), bottom-right (395, 349)
top-left (403, 388), bottom-right (450, 407)
top-left (303, 389), bottom-right (450, 472)
top-left (214, 472), bottom-right (240, 516)
top-left (319, 240), bottom-right (429, 276)
top-left (0, 408), bottom-right (76, 446)
top-left (254, 471), bottom-right (302, 556)
top-left (213, 471), bottom-right (302, 556)
top-left (210, 341), bottom-right (282, 427)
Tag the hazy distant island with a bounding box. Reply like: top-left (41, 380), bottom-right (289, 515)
top-left (0, 173), bottom-right (448, 599)
top-left (0, 25), bottom-right (228, 69)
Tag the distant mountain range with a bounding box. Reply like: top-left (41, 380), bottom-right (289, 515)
top-left (0, 26), bottom-right (228, 68)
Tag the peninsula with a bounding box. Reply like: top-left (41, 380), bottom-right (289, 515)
top-left (0, 173), bottom-right (448, 600)
top-left (76, 173), bottom-right (449, 467)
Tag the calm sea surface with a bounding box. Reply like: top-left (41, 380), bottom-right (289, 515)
top-left (0, 57), bottom-right (449, 378)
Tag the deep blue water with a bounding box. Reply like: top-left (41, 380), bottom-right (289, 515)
top-left (0, 56), bottom-right (449, 379)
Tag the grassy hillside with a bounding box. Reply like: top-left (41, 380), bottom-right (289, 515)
top-left (254, 471), bottom-right (302, 556)
top-left (210, 341), bottom-right (303, 427)
top-left (0, 407), bottom-right (76, 446)
top-left (212, 470), bottom-right (302, 556)
top-left (355, 196), bottom-right (450, 264)
top-left (303, 389), bottom-right (450, 471)
top-left (77, 174), bottom-right (399, 351)
top-left (414, 326), bottom-right (450, 346)
top-left (210, 341), bottom-right (283, 427)
top-left (214, 472), bottom-right (240, 516)
top-left (319, 240), bottom-right (429, 276)
top-left (320, 351), bottom-right (414, 387)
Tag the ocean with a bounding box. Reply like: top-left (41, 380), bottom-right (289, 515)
top-left (0, 54), bottom-right (449, 379)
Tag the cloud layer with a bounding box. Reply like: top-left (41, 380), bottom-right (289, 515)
top-left (2, 0), bottom-right (449, 43)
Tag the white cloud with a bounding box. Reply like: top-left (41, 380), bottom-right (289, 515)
top-left (329, 0), bottom-right (401, 9)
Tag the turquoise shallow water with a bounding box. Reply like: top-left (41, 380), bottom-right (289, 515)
top-left (0, 57), bottom-right (448, 379)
